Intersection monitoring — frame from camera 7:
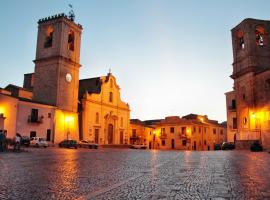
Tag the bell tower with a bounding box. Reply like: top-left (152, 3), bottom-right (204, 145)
top-left (33, 13), bottom-right (82, 112)
top-left (229, 18), bottom-right (270, 144)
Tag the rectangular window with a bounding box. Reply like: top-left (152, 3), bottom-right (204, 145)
top-left (181, 127), bottom-right (186, 134)
top-left (132, 129), bottom-right (136, 137)
top-left (199, 127), bottom-right (201, 133)
top-left (162, 140), bottom-right (166, 146)
top-left (231, 99), bottom-right (236, 109)
top-left (193, 126), bottom-right (196, 133)
top-left (213, 128), bottom-right (216, 134)
top-left (204, 140), bottom-right (206, 145)
top-left (161, 128), bottom-right (165, 134)
top-left (48, 113), bottom-right (51, 118)
top-left (233, 118), bottom-right (237, 129)
top-left (31, 109), bottom-right (38, 122)
top-left (204, 127), bottom-right (207, 133)
top-left (220, 129), bottom-right (223, 135)
top-left (170, 127), bottom-right (174, 133)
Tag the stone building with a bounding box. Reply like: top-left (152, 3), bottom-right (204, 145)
top-left (0, 13), bottom-right (130, 145)
top-left (130, 114), bottom-right (226, 150)
top-left (226, 18), bottom-right (270, 150)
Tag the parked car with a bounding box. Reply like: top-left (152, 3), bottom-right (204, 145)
top-left (78, 140), bottom-right (98, 149)
top-left (221, 142), bottom-right (235, 150)
top-left (59, 140), bottom-right (78, 149)
top-left (30, 137), bottom-right (48, 148)
top-left (130, 144), bottom-right (147, 149)
top-left (21, 136), bottom-right (30, 147)
top-left (250, 141), bottom-right (263, 152)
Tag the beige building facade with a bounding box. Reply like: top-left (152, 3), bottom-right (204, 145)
top-left (130, 115), bottom-right (227, 150)
top-left (80, 73), bottom-right (130, 145)
top-left (129, 119), bottom-right (154, 149)
top-left (226, 18), bottom-right (270, 150)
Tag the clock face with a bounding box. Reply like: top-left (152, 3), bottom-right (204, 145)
top-left (66, 73), bottom-right (72, 82)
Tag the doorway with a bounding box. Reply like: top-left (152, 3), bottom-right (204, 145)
top-left (171, 139), bottom-right (175, 149)
top-left (194, 141), bottom-right (196, 150)
top-left (94, 129), bottom-right (99, 144)
top-left (46, 129), bottom-right (51, 141)
top-left (108, 124), bottom-right (113, 144)
top-left (120, 131), bottom-right (124, 144)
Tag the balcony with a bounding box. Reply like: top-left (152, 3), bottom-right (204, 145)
top-left (228, 105), bottom-right (236, 111)
top-left (160, 133), bottom-right (167, 139)
top-left (130, 135), bottom-right (139, 140)
top-left (27, 115), bottom-right (43, 124)
top-left (180, 133), bottom-right (187, 139)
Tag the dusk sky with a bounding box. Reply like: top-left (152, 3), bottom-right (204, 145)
top-left (1, 0), bottom-right (270, 122)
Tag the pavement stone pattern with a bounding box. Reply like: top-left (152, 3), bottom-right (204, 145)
top-left (0, 148), bottom-right (270, 200)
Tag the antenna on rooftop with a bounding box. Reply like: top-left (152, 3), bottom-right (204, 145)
top-left (68, 4), bottom-right (75, 21)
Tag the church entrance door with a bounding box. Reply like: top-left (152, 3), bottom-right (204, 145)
top-left (108, 124), bottom-right (114, 144)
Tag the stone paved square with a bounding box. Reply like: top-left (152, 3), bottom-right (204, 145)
top-left (0, 148), bottom-right (270, 200)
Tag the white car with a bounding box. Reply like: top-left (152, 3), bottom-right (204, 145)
top-left (30, 137), bottom-right (48, 148)
top-left (130, 144), bottom-right (147, 149)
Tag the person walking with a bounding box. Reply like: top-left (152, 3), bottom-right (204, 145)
top-left (13, 133), bottom-right (21, 152)
top-left (3, 131), bottom-right (7, 151)
top-left (0, 131), bottom-right (3, 152)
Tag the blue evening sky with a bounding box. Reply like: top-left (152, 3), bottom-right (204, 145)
top-left (1, 0), bottom-right (270, 122)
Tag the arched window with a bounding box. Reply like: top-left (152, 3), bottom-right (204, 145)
top-left (44, 26), bottom-right (53, 48)
top-left (95, 112), bottom-right (99, 124)
top-left (255, 25), bottom-right (265, 46)
top-left (237, 30), bottom-right (245, 49)
top-left (109, 92), bottom-right (113, 103)
top-left (68, 30), bottom-right (75, 51)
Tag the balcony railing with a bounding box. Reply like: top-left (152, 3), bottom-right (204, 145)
top-left (160, 133), bottom-right (167, 139)
top-left (228, 106), bottom-right (236, 111)
top-left (27, 115), bottom-right (43, 124)
top-left (130, 135), bottom-right (139, 140)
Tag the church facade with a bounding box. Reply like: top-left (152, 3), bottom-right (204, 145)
top-left (0, 13), bottom-right (130, 145)
top-left (79, 74), bottom-right (130, 145)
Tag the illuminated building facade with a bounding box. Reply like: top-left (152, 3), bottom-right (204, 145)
top-left (0, 14), bottom-right (130, 144)
top-left (129, 119), bottom-right (154, 149)
top-left (79, 73), bottom-right (130, 145)
top-left (130, 114), bottom-right (226, 150)
top-left (226, 18), bottom-right (270, 150)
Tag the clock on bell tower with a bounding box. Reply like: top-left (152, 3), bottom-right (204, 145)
top-left (32, 13), bottom-right (82, 112)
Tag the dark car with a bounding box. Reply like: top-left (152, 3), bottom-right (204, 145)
top-left (20, 136), bottom-right (30, 147)
top-left (250, 141), bottom-right (263, 152)
top-left (221, 142), bottom-right (235, 150)
top-left (59, 140), bottom-right (78, 149)
top-left (78, 140), bottom-right (98, 149)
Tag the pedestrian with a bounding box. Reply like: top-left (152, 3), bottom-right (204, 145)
top-left (3, 131), bottom-right (7, 151)
top-left (0, 131), bottom-right (3, 152)
top-left (13, 133), bottom-right (21, 152)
